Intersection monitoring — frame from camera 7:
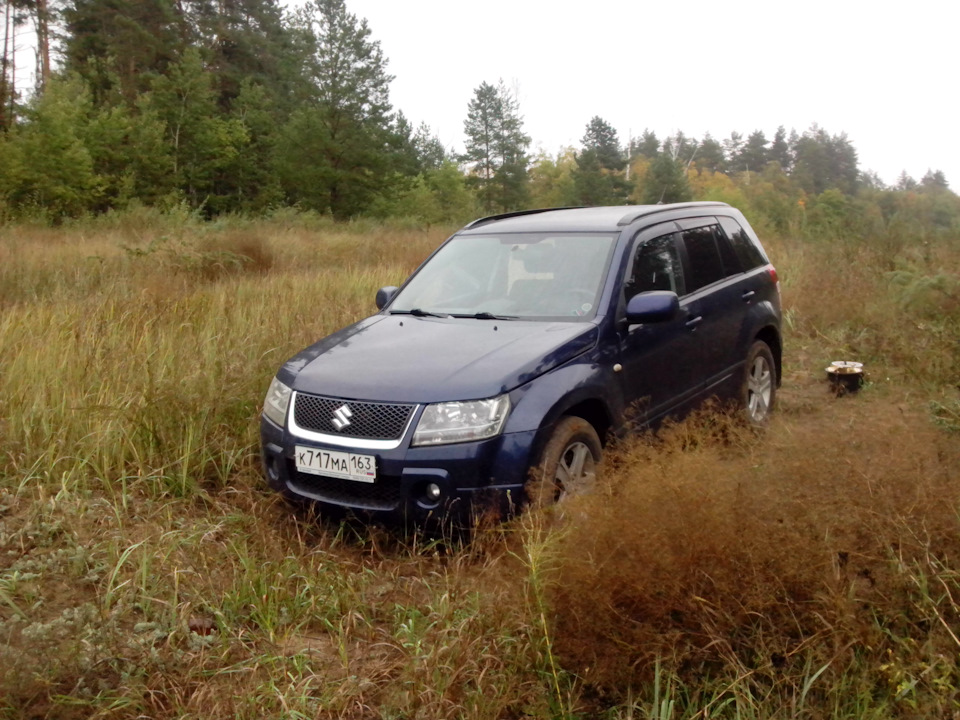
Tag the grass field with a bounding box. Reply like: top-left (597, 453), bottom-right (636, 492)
top-left (1, 208), bottom-right (959, 718)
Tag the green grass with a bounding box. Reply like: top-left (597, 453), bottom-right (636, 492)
top-left (1, 210), bottom-right (959, 718)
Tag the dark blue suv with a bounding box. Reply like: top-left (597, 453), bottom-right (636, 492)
top-left (260, 203), bottom-right (781, 522)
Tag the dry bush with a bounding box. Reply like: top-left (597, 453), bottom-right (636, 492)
top-left (118, 233), bottom-right (269, 284)
top-left (545, 394), bottom-right (960, 698)
top-left (192, 229), bottom-right (275, 277)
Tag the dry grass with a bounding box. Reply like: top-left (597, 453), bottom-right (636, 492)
top-left (1, 209), bottom-right (959, 718)
top-left (0, 482), bottom-right (543, 719)
top-left (546, 388), bottom-right (960, 708)
top-left (771, 234), bottom-right (960, 388)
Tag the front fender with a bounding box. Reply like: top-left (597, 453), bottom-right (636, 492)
top-left (504, 352), bottom-right (622, 437)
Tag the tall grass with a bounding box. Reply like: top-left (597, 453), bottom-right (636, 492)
top-left (0, 216), bottom-right (443, 494)
top-left (0, 209), bottom-right (958, 718)
top-left (545, 402), bottom-right (960, 715)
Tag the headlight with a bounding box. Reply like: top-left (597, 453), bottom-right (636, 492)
top-left (412, 395), bottom-right (511, 446)
top-left (263, 377), bottom-right (293, 427)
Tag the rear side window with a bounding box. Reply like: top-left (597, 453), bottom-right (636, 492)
top-left (624, 233), bottom-right (684, 300)
top-left (718, 216), bottom-right (767, 271)
top-left (714, 226), bottom-right (742, 277)
top-left (679, 225), bottom-right (725, 292)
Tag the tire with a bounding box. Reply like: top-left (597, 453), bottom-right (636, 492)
top-left (527, 416), bottom-right (603, 509)
top-left (741, 340), bottom-right (776, 425)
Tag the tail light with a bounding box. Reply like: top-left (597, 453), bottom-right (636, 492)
top-left (768, 266), bottom-right (781, 300)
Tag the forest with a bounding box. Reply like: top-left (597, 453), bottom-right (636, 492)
top-left (1, 0), bottom-right (958, 237)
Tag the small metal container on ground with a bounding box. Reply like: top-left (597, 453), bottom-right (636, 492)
top-left (825, 361), bottom-right (864, 394)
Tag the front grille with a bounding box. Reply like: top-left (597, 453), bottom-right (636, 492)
top-left (289, 471), bottom-right (402, 511)
top-left (293, 393), bottom-right (415, 440)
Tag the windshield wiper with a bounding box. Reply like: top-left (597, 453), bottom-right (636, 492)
top-left (451, 311), bottom-right (517, 320)
top-left (390, 308), bottom-right (450, 318)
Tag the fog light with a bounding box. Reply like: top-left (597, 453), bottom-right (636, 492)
top-left (425, 483), bottom-right (442, 501)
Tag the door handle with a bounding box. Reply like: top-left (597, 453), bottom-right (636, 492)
top-left (741, 290), bottom-right (756, 301)
top-left (685, 315), bottom-right (703, 329)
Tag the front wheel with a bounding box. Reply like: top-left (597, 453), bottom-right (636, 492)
top-left (741, 341), bottom-right (776, 424)
top-left (527, 416), bottom-right (602, 509)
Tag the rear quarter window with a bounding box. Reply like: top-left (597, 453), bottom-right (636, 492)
top-left (718, 216), bottom-right (767, 271)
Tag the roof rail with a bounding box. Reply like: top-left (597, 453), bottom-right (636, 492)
top-left (462, 206), bottom-right (585, 230)
top-left (617, 201), bottom-right (730, 226)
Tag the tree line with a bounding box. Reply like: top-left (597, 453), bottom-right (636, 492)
top-left (0, 0), bottom-right (957, 239)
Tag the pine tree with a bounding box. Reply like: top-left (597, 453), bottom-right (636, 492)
top-left (462, 80), bottom-right (530, 213)
top-left (275, 0), bottom-right (395, 217)
top-left (572, 116), bottom-right (629, 205)
top-left (896, 171), bottom-right (917, 191)
top-left (770, 126), bottom-right (791, 171)
top-left (580, 116), bottom-right (625, 171)
top-left (693, 133), bottom-right (726, 173)
top-left (62, 0), bottom-right (187, 105)
top-left (461, 81), bottom-right (498, 211)
top-left (390, 114), bottom-right (445, 175)
top-left (493, 80), bottom-right (530, 211)
top-left (411, 122), bottom-right (446, 172)
top-left (722, 131), bottom-right (743, 169)
top-left (791, 125), bottom-right (859, 195)
top-left (920, 169), bottom-right (949, 191)
top-left (0, 0), bottom-right (22, 129)
top-left (221, 78), bottom-right (285, 211)
top-left (185, 0), bottom-right (300, 111)
top-left (377, 113), bottom-right (448, 214)
top-left (7, 0), bottom-right (56, 94)
top-left (734, 130), bottom-right (770, 175)
top-left (641, 152), bottom-right (692, 204)
top-left (631, 129), bottom-right (659, 160)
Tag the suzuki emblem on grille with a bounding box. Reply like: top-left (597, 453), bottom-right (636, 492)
top-left (332, 404), bottom-right (354, 430)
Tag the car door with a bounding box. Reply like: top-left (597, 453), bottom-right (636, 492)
top-left (617, 223), bottom-right (703, 425)
top-left (675, 218), bottom-right (751, 395)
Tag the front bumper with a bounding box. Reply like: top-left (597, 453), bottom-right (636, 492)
top-left (260, 416), bottom-right (535, 523)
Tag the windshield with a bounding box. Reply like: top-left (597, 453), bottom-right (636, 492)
top-left (389, 232), bottom-right (618, 320)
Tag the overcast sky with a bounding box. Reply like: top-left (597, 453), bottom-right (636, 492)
top-left (341, 0), bottom-right (958, 188)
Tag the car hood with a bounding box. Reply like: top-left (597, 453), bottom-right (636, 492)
top-left (281, 315), bottom-right (599, 403)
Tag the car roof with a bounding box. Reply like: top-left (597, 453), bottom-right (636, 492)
top-left (459, 202), bottom-right (732, 234)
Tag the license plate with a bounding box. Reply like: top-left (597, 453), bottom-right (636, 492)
top-left (294, 446), bottom-right (376, 483)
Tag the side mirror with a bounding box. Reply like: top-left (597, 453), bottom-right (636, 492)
top-left (625, 291), bottom-right (679, 324)
top-left (375, 286), bottom-right (399, 310)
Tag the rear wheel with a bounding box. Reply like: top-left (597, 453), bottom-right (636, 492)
top-left (742, 341), bottom-right (776, 424)
top-left (527, 416), bottom-right (602, 508)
